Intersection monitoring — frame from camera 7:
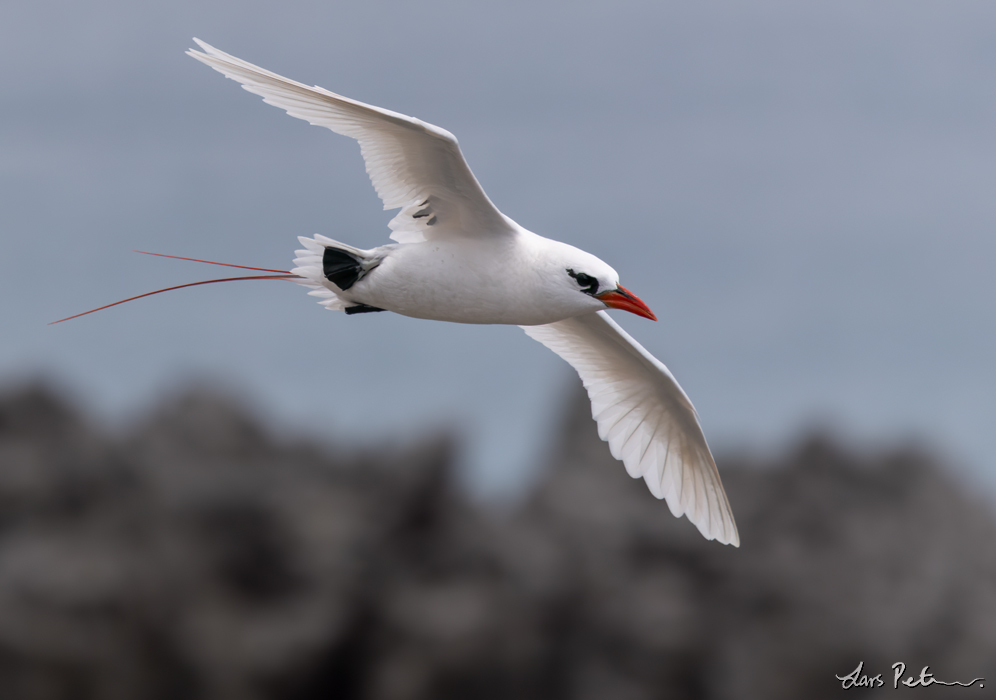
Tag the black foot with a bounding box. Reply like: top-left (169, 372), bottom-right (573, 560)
top-left (345, 304), bottom-right (385, 315)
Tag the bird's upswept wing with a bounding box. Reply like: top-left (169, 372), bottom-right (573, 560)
top-left (522, 311), bottom-right (739, 546)
top-left (188, 39), bottom-right (515, 243)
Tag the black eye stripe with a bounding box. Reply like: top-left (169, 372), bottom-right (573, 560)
top-left (566, 268), bottom-right (599, 295)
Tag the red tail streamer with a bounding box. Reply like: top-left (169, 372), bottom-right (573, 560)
top-left (50, 274), bottom-right (298, 325)
top-left (133, 250), bottom-right (291, 274)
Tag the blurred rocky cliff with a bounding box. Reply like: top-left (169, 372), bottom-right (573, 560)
top-left (0, 383), bottom-right (993, 699)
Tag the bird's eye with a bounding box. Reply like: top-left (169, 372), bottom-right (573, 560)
top-left (567, 268), bottom-right (599, 295)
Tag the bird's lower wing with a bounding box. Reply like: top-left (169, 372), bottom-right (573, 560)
top-left (522, 311), bottom-right (739, 546)
top-left (187, 39), bottom-right (515, 243)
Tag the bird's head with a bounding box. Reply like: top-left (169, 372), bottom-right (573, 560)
top-left (548, 242), bottom-right (657, 321)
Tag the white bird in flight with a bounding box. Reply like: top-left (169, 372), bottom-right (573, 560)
top-left (65, 39), bottom-right (738, 545)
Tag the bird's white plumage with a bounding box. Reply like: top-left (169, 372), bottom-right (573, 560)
top-left (188, 39), bottom-right (514, 243)
top-left (188, 40), bottom-right (739, 546)
top-left (523, 312), bottom-right (738, 545)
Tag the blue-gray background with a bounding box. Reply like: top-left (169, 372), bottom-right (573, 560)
top-left (4, 1), bottom-right (994, 497)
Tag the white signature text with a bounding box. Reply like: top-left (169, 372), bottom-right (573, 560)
top-left (836, 661), bottom-right (984, 690)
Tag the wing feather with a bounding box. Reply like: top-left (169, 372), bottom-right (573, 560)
top-left (187, 39), bottom-right (515, 243)
top-left (522, 311), bottom-right (739, 546)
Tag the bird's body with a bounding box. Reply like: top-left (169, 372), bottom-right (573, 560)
top-left (296, 233), bottom-right (616, 326)
top-left (187, 40), bottom-right (740, 546)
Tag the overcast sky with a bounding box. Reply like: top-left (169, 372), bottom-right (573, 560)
top-left (3, 1), bottom-right (995, 498)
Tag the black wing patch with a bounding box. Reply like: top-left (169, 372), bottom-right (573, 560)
top-left (400, 197), bottom-right (440, 230)
top-left (323, 247), bottom-right (365, 290)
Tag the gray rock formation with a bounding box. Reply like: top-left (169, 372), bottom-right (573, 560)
top-left (0, 382), bottom-right (992, 699)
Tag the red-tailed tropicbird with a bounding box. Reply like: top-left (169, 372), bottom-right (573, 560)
top-left (178, 40), bottom-right (737, 545)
